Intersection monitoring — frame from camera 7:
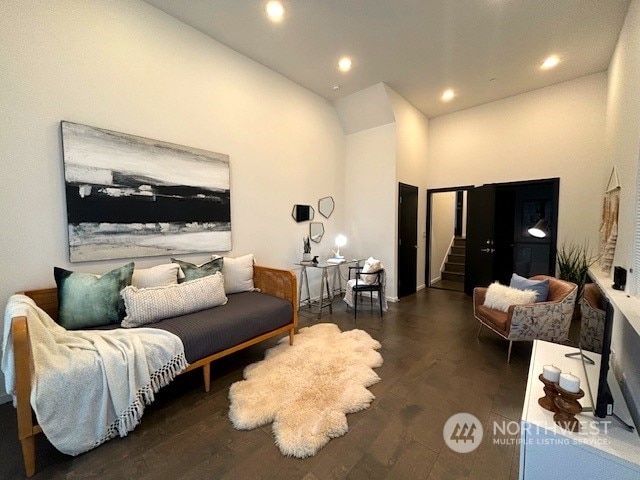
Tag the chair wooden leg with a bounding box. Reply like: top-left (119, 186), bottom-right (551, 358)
top-left (21, 435), bottom-right (36, 478)
top-left (477, 324), bottom-right (483, 338)
top-left (507, 341), bottom-right (513, 364)
top-left (203, 363), bottom-right (211, 393)
top-left (289, 328), bottom-right (295, 346)
top-left (379, 291), bottom-right (383, 317)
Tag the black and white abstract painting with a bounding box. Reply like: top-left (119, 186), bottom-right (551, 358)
top-left (61, 121), bottom-right (231, 262)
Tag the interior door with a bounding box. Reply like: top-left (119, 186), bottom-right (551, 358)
top-left (398, 183), bottom-right (418, 297)
top-left (464, 185), bottom-right (496, 295)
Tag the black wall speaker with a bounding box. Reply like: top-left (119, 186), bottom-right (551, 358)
top-left (613, 266), bottom-right (627, 291)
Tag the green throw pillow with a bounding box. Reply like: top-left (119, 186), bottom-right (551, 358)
top-left (54, 262), bottom-right (134, 329)
top-left (172, 257), bottom-right (224, 283)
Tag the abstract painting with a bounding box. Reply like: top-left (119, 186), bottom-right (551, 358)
top-left (61, 121), bottom-right (231, 262)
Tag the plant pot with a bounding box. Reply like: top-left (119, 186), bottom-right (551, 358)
top-left (302, 253), bottom-right (312, 262)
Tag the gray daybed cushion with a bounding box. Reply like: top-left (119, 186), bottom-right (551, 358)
top-left (147, 291), bottom-right (292, 363)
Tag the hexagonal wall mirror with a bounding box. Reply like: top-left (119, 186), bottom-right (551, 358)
top-left (309, 222), bottom-right (324, 243)
top-left (292, 204), bottom-right (314, 222)
top-left (318, 196), bottom-right (335, 218)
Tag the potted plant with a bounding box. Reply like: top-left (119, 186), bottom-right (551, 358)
top-left (557, 241), bottom-right (599, 317)
top-left (302, 236), bottom-right (312, 262)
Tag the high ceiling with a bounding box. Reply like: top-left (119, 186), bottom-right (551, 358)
top-left (144, 0), bottom-right (630, 118)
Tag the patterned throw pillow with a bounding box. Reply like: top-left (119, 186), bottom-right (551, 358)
top-left (172, 257), bottom-right (224, 283)
top-left (54, 262), bottom-right (134, 329)
top-left (121, 272), bottom-right (228, 328)
top-left (483, 282), bottom-right (537, 312)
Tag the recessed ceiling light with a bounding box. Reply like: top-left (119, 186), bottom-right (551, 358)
top-left (540, 55), bottom-right (561, 70)
top-left (265, 1), bottom-right (284, 22)
top-left (338, 57), bottom-right (352, 73)
top-left (441, 89), bottom-right (456, 102)
top-left (332, 84), bottom-right (341, 91)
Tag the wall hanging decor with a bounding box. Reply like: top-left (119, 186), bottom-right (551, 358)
top-left (61, 121), bottom-right (231, 262)
top-left (598, 167), bottom-right (621, 273)
top-left (318, 196), bottom-right (335, 218)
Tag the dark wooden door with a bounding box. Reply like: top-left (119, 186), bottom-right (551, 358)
top-left (464, 185), bottom-right (496, 295)
top-left (398, 183), bottom-right (418, 298)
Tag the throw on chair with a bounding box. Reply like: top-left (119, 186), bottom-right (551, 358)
top-left (343, 257), bottom-right (387, 318)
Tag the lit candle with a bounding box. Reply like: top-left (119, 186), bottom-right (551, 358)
top-left (542, 364), bottom-right (561, 383)
top-left (559, 373), bottom-right (581, 393)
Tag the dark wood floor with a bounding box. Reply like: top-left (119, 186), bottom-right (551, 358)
top-left (0, 288), bottom-right (531, 480)
top-left (429, 280), bottom-right (464, 293)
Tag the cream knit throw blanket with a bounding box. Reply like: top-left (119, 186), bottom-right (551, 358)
top-left (1, 294), bottom-right (187, 456)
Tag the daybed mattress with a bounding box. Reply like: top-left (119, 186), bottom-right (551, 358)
top-left (148, 291), bottom-right (292, 362)
top-left (93, 291), bottom-right (293, 363)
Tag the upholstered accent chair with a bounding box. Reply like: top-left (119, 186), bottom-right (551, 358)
top-left (473, 275), bottom-right (578, 362)
top-left (580, 283), bottom-right (605, 354)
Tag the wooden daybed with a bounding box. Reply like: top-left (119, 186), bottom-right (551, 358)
top-left (10, 265), bottom-right (298, 477)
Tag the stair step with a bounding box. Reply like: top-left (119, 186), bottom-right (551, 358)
top-left (451, 245), bottom-right (465, 255)
top-left (444, 262), bottom-right (465, 273)
top-left (453, 237), bottom-right (466, 246)
top-left (442, 271), bottom-right (464, 282)
top-left (448, 253), bottom-right (465, 263)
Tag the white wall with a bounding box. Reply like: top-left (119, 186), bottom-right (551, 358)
top-left (430, 192), bottom-right (456, 284)
top-left (605, 0), bottom-right (640, 422)
top-left (334, 83), bottom-right (395, 135)
top-left (343, 124), bottom-right (397, 298)
top-left (386, 86), bottom-right (430, 290)
top-left (0, 0), bottom-right (345, 401)
top-left (428, 72), bottom-right (608, 246)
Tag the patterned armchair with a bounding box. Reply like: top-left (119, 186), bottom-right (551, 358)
top-left (580, 283), bottom-right (605, 354)
top-left (473, 275), bottom-right (578, 362)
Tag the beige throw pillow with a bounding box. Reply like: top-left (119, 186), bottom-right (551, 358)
top-left (483, 282), bottom-right (537, 312)
top-left (121, 272), bottom-right (227, 328)
top-left (219, 254), bottom-right (255, 294)
top-left (131, 263), bottom-right (181, 288)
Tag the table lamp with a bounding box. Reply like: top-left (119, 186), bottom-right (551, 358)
top-left (333, 234), bottom-right (347, 259)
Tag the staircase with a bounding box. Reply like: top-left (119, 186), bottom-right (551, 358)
top-left (441, 237), bottom-right (466, 284)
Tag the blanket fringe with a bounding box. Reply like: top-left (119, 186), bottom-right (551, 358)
top-left (92, 352), bottom-right (188, 449)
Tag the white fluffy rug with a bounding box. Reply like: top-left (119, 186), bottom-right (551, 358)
top-left (228, 323), bottom-right (383, 458)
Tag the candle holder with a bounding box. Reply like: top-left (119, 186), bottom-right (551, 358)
top-left (538, 374), bottom-right (560, 412)
top-left (553, 385), bottom-right (584, 432)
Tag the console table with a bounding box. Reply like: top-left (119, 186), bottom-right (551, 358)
top-left (295, 259), bottom-right (363, 318)
top-left (520, 340), bottom-right (640, 479)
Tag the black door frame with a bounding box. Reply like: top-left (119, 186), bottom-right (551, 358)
top-left (425, 185), bottom-right (474, 290)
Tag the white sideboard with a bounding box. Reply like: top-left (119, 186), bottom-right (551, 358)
top-left (519, 340), bottom-right (640, 479)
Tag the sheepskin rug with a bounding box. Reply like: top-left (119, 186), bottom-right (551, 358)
top-left (228, 323), bottom-right (383, 458)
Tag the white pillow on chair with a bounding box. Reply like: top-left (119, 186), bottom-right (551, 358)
top-left (360, 257), bottom-right (382, 285)
top-left (483, 282), bottom-right (537, 312)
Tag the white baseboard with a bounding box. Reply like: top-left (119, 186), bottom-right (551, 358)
top-left (387, 296), bottom-right (399, 303)
top-left (417, 284), bottom-right (426, 291)
top-left (430, 276), bottom-right (441, 285)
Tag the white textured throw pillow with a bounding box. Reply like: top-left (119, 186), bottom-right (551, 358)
top-left (218, 254), bottom-right (255, 294)
top-left (360, 257), bottom-right (382, 285)
top-left (483, 282), bottom-right (537, 312)
top-left (131, 263), bottom-right (181, 288)
top-left (121, 272), bottom-right (228, 328)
